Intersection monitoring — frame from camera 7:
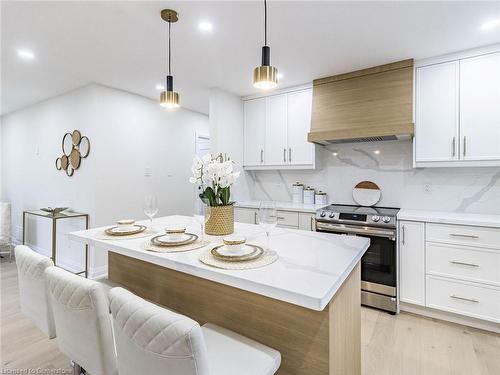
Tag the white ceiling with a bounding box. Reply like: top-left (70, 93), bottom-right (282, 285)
top-left (2, 1), bottom-right (500, 115)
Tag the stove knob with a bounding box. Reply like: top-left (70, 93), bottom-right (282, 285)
top-left (320, 211), bottom-right (326, 218)
top-left (329, 212), bottom-right (335, 219)
top-left (371, 215), bottom-right (380, 222)
top-left (382, 216), bottom-right (391, 223)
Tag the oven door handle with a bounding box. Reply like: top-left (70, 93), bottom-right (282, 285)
top-left (316, 222), bottom-right (396, 240)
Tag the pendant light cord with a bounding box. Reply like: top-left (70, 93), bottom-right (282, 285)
top-left (264, 0), bottom-right (267, 46)
top-left (168, 20), bottom-right (172, 75)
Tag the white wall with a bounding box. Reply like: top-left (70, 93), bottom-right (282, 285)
top-left (1, 84), bottom-right (209, 276)
top-left (209, 88), bottom-right (251, 202)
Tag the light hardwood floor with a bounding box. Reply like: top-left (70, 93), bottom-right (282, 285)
top-left (1, 259), bottom-right (499, 375)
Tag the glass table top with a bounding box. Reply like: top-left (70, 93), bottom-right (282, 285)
top-left (24, 209), bottom-right (88, 219)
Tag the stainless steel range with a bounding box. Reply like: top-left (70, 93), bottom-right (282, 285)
top-left (315, 204), bottom-right (400, 313)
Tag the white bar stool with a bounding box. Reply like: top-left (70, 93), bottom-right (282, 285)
top-left (108, 287), bottom-right (281, 375)
top-left (45, 266), bottom-right (118, 375)
top-left (14, 245), bottom-right (56, 338)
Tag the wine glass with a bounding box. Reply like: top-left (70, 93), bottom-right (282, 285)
top-left (258, 201), bottom-right (278, 250)
top-left (194, 198), bottom-right (211, 241)
top-left (143, 195), bottom-right (158, 231)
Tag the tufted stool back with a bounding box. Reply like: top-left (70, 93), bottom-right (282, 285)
top-left (45, 266), bottom-right (117, 375)
top-left (14, 245), bottom-right (56, 338)
top-left (108, 287), bottom-right (209, 375)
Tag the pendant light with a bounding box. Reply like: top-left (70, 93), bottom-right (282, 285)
top-left (160, 9), bottom-right (180, 109)
top-left (253, 0), bottom-right (278, 90)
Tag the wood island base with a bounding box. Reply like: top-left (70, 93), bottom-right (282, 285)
top-left (109, 252), bottom-right (361, 375)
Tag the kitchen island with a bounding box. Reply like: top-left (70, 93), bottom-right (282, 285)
top-left (70, 215), bottom-right (369, 375)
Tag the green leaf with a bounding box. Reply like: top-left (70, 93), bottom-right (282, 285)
top-left (200, 187), bottom-right (217, 206)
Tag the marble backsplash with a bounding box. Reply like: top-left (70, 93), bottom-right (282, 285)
top-left (242, 140), bottom-right (500, 214)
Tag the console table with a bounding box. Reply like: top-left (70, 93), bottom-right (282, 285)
top-left (22, 210), bottom-right (89, 277)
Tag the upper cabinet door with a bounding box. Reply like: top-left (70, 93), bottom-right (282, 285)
top-left (287, 89), bottom-right (314, 165)
top-left (415, 62), bottom-right (459, 162)
top-left (265, 95), bottom-right (288, 166)
top-left (460, 52), bottom-right (500, 161)
top-left (244, 98), bottom-right (266, 166)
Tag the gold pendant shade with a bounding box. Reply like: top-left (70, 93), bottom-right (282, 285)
top-left (160, 90), bottom-right (180, 109)
top-left (253, 65), bottom-right (278, 90)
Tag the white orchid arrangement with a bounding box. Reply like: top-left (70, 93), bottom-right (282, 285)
top-left (189, 153), bottom-right (240, 206)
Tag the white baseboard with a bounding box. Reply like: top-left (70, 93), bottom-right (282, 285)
top-left (89, 265), bottom-right (108, 280)
top-left (14, 240), bottom-right (107, 279)
top-left (400, 302), bottom-right (500, 334)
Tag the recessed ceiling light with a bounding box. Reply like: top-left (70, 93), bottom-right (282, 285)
top-left (198, 21), bottom-right (213, 32)
top-left (17, 49), bottom-right (35, 60)
top-left (155, 84), bottom-right (165, 90)
top-left (332, 152), bottom-right (338, 156)
top-left (373, 150), bottom-right (380, 155)
top-left (481, 18), bottom-right (500, 31)
top-left (277, 72), bottom-right (284, 79)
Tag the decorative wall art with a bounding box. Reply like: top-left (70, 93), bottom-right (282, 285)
top-left (55, 130), bottom-right (90, 176)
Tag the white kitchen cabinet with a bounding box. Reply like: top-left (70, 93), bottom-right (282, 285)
top-left (235, 205), bottom-right (316, 231)
top-left (234, 207), bottom-right (257, 224)
top-left (243, 98), bottom-right (266, 166)
top-left (399, 221), bottom-right (426, 306)
top-left (414, 47), bottom-right (500, 167)
top-left (415, 61), bottom-right (459, 162)
top-left (265, 95), bottom-right (288, 166)
top-left (298, 213), bottom-right (316, 231)
top-left (287, 90), bottom-right (314, 166)
top-left (459, 52), bottom-right (500, 161)
top-left (243, 87), bottom-right (316, 169)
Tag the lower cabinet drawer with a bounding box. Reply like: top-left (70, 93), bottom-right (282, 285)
top-left (276, 210), bottom-right (299, 227)
top-left (426, 243), bottom-right (500, 286)
top-left (426, 223), bottom-right (500, 249)
top-left (426, 276), bottom-right (500, 323)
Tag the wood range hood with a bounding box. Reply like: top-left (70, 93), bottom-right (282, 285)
top-left (308, 59), bottom-right (414, 145)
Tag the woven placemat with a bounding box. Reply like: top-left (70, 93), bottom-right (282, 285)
top-left (93, 229), bottom-right (156, 241)
top-left (199, 249), bottom-right (278, 270)
top-left (143, 239), bottom-right (210, 253)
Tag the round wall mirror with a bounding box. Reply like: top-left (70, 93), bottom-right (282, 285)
top-left (66, 165), bottom-right (74, 177)
top-left (62, 133), bottom-right (73, 156)
top-left (55, 157), bottom-right (62, 170)
top-left (79, 136), bottom-right (90, 158)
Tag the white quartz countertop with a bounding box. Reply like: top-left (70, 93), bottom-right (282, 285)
top-left (398, 209), bottom-right (500, 228)
top-left (235, 200), bottom-right (325, 213)
top-left (70, 215), bottom-right (369, 311)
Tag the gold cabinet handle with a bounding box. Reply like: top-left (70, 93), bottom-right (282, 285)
top-left (463, 136), bottom-right (467, 157)
top-left (277, 216), bottom-right (285, 220)
top-left (401, 225), bottom-right (405, 246)
top-left (254, 211), bottom-right (258, 224)
top-left (260, 149), bottom-right (264, 163)
top-left (450, 295), bottom-right (478, 303)
top-left (310, 216), bottom-right (315, 231)
top-left (283, 148), bottom-right (286, 163)
top-left (452, 137), bottom-right (456, 157)
top-left (450, 260), bottom-right (479, 267)
top-left (289, 148), bottom-right (292, 162)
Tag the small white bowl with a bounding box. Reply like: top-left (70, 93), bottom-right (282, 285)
top-left (165, 226), bottom-right (187, 241)
top-left (116, 219), bottom-right (136, 232)
top-left (223, 235), bottom-right (247, 252)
